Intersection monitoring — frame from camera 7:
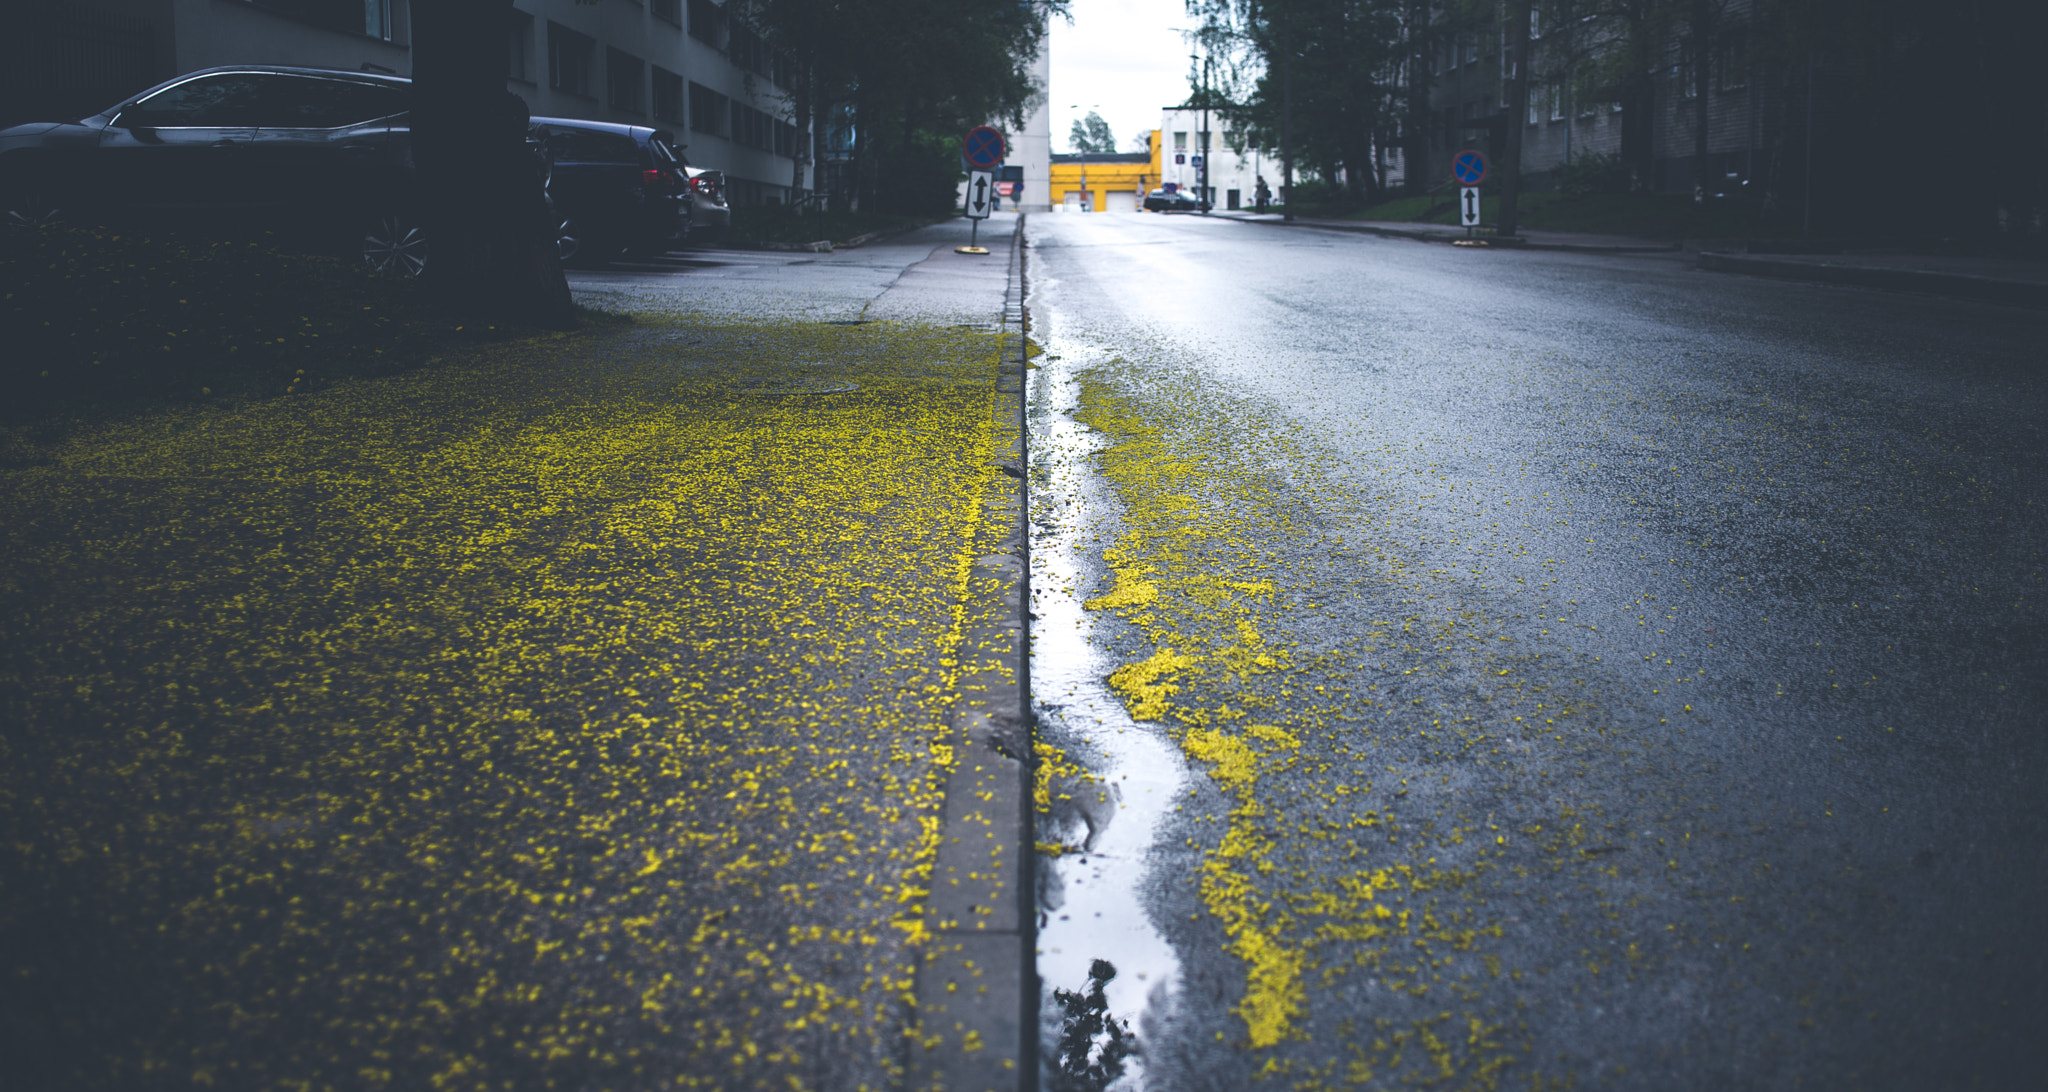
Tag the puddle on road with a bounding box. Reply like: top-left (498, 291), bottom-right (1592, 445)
top-left (1030, 328), bottom-right (1187, 1092)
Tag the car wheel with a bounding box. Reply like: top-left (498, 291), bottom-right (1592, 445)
top-left (2, 176), bottom-right (65, 229)
top-left (362, 211), bottom-right (429, 277)
top-left (554, 217), bottom-right (581, 263)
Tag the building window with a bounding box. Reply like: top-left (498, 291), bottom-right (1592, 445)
top-left (690, 81), bottom-right (727, 136)
top-left (607, 48), bottom-right (643, 113)
top-left (1527, 86), bottom-right (1543, 125)
top-left (652, 0), bottom-right (680, 27)
top-left (1716, 31), bottom-right (1749, 92)
top-left (688, 0), bottom-right (724, 47)
top-left (508, 11), bottom-right (534, 84)
top-left (549, 23), bottom-right (595, 97)
top-left (242, 0), bottom-right (394, 39)
top-left (730, 24), bottom-right (771, 78)
top-left (730, 102), bottom-right (783, 150)
top-left (653, 67), bottom-right (684, 123)
top-left (1172, 131), bottom-right (1186, 149)
top-left (1550, 82), bottom-right (1567, 121)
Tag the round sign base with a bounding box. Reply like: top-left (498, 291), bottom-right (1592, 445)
top-left (954, 246), bottom-right (990, 255)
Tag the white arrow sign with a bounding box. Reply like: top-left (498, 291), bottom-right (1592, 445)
top-left (965, 170), bottom-right (995, 220)
top-left (1460, 186), bottom-right (1481, 227)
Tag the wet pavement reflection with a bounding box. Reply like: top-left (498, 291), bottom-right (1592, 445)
top-left (1029, 297), bottom-right (1185, 1091)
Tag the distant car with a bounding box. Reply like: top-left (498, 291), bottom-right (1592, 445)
top-left (681, 165), bottom-right (729, 245)
top-left (0, 65), bottom-right (423, 267)
top-left (1143, 187), bottom-right (1204, 212)
top-left (530, 117), bottom-right (690, 266)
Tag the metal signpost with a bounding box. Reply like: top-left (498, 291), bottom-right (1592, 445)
top-left (959, 125), bottom-right (1005, 254)
top-left (1451, 149), bottom-right (1489, 236)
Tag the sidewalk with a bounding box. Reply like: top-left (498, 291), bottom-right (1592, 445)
top-left (1212, 208), bottom-right (1679, 253)
top-left (1692, 249), bottom-right (2048, 309)
top-left (1214, 208), bottom-right (2048, 308)
top-left (0, 217), bottom-right (1036, 1090)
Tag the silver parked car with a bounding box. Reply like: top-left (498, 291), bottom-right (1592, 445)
top-left (682, 166), bottom-right (729, 245)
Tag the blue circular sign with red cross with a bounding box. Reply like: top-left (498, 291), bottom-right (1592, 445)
top-left (1451, 149), bottom-right (1489, 186)
top-left (962, 126), bottom-right (1007, 170)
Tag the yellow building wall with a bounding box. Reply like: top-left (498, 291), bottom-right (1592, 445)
top-left (1048, 131), bottom-right (1162, 211)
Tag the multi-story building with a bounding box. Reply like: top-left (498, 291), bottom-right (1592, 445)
top-left (6, 0), bottom-right (803, 204)
top-left (1157, 107), bottom-right (1271, 212)
top-left (1408, 1), bottom-right (1791, 203)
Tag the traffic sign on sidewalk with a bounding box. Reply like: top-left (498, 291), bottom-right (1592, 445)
top-left (965, 170), bottom-right (995, 220)
top-left (1460, 186), bottom-right (1482, 227)
top-left (962, 126), bottom-right (1006, 170)
top-left (1452, 149), bottom-right (1489, 186)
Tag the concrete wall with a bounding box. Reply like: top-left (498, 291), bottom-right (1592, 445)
top-left (511, 0), bottom-right (801, 200)
top-left (1007, 12), bottom-right (1051, 213)
top-left (39, 0), bottom-right (803, 199)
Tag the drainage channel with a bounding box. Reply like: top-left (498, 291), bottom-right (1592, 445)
top-left (1028, 318), bottom-right (1188, 1092)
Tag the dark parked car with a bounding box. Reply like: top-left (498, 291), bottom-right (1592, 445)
top-left (681, 165), bottom-right (729, 246)
top-left (1143, 187), bottom-right (1204, 212)
top-left (530, 118), bottom-right (690, 266)
top-left (0, 66), bottom-right (424, 270)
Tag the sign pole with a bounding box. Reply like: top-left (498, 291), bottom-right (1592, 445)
top-left (1450, 149), bottom-right (1489, 240)
top-left (958, 126), bottom-right (1005, 255)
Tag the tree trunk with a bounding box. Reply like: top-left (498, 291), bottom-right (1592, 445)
top-left (412, 0), bottom-right (574, 329)
top-left (1280, 0), bottom-right (1294, 219)
top-left (791, 63), bottom-right (811, 205)
top-left (1619, 2), bottom-right (1655, 193)
top-left (1404, 0), bottom-right (1430, 197)
top-left (1499, 0), bottom-right (1531, 236)
top-left (1691, 0), bottom-right (1712, 202)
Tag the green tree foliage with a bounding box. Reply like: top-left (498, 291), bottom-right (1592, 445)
top-left (1190, 0), bottom-right (1424, 203)
top-left (746, 0), bottom-right (1062, 214)
top-left (1067, 111), bottom-right (1119, 155)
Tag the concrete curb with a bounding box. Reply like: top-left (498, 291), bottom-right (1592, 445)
top-left (1696, 251), bottom-right (2048, 309)
top-left (910, 214), bottom-right (1035, 1092)
top-left (1221, 213), bottom-right (1682, 253)
top-left (838, 217), bottom-right (950, 250)
top-left (730, 216), bottom-right (945, 254)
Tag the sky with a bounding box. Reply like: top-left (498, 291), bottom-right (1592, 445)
top-left (1047, 0), bottom-right (1205, 154)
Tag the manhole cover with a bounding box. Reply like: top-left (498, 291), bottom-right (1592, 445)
top-left (738, 377), bottom-right (860, 395)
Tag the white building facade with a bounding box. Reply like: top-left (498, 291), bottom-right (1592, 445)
top-left (1005, 14), bottom-right (1051, 213)
top-left (1158, 106), bottom-right (1268, 211)
top-left (8, 0), bottom-right (801, 202)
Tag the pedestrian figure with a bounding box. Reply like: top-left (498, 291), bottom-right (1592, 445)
top-left (1255, 175), bottom-right (1271, 214)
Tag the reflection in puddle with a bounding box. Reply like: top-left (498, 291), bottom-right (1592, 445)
top-left (1049, 959), bottom-right (1135, 1092)
top-left (1030, 313), bottom-right (1186, 1091)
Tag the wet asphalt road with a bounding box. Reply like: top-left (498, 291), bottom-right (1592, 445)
top-left (1025, 212), bottom-right (2045, 1089)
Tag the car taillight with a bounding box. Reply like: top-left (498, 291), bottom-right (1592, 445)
top-left (691, 176), bottom-right (717, 199)
top-left (642, 168), bottom-right (669, 190)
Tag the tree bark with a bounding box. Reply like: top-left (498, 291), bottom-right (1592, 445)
top-left (1619, 0), bottom-right (1655, 192)
top-left (790, 64), bottom-right (811, 205)
top-left (1690, 0), bottom-right (1713, 202)
top-left (1280, 0), bottom-right (1294, 220)
top-left (1499, 0), bottom-right (1531, 236)
top-left (1403, 0), bottom-right (1430, 198)
top-left (412, 0), bottom-right (575, 329)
